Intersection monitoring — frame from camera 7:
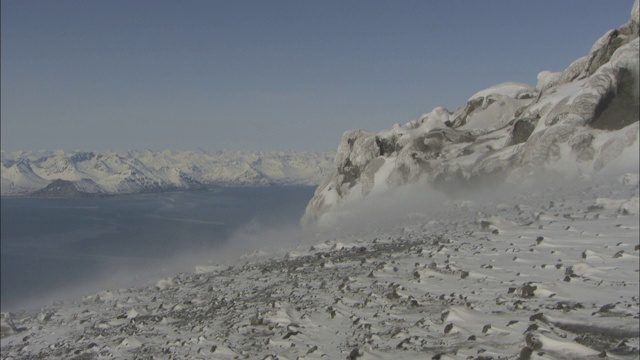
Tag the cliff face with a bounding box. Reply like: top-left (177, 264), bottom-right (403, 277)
top-left (303, 0), bottom-right (640, 227)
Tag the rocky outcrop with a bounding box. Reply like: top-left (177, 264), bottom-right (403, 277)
top-left (302, 0), bottom-right (639, 227)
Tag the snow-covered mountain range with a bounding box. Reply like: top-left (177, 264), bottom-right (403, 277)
top-left (303, 2), bottom-right (640, 227)
top-left (0, 150), bottom-right (334, 197)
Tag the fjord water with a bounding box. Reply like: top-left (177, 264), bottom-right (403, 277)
top-left (0, 186), bottom-right (315, 312)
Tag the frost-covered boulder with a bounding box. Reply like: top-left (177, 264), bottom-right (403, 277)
top-left (302, 2), bottom-right (639, 228)
top-left (451, 82), bottom-right (534, 130)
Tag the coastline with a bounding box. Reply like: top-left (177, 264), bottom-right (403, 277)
top-left (2, 177), bottom-right (638, 359)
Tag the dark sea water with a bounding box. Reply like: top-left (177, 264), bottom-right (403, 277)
top-left (0, 186), bottom-right (315, 312)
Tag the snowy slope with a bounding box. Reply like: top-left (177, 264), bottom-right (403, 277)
top-left (0, 157), bottom-right (49, 196)
top-left (1, 174), bottom-right (638, 359)
top-left (0, 150), bottom-right (334, 196)
top-left (303, 1), bottom-right (640, 227)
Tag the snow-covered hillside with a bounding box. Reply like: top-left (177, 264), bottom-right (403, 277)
top-left (1, 172), bottom-right (638, 359)
top-left (0, 150), bottom-right (334, 197)
top-left (302, 1), bottom-right (640, 227)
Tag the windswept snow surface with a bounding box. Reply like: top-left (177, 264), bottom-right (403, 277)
top-left (1, 176), bottom-right (638, 359)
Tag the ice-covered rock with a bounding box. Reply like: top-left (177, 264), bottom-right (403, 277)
top-left (303, 3), bottom-right (639, 227)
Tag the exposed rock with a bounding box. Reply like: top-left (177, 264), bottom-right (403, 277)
top-left (29, 179), bottom-right (103, 198)
top-left (585, 30), bottom-right (627, 77)
top-left (511, 117), bottom-right (539, 145)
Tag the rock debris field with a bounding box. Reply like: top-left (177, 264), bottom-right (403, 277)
top-left (1, 176), bottom-right (639, 359)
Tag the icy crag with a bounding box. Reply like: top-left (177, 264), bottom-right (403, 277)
top-left (303, 0), bottom-right (640, 227)
top-left (1, 177), bottom-right (638, 359)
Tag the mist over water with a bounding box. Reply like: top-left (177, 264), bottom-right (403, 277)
top-left (0, 186), bottom-right (315, 312)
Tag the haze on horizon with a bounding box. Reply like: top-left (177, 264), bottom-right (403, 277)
top-left (1, 0), bottom-right (634, 153)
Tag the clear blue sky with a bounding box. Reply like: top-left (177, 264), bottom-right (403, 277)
top-left (1, 0), bottom-right (635, 152)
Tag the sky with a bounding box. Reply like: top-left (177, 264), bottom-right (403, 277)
top-left (1, 0), bottom-right (635, 153)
